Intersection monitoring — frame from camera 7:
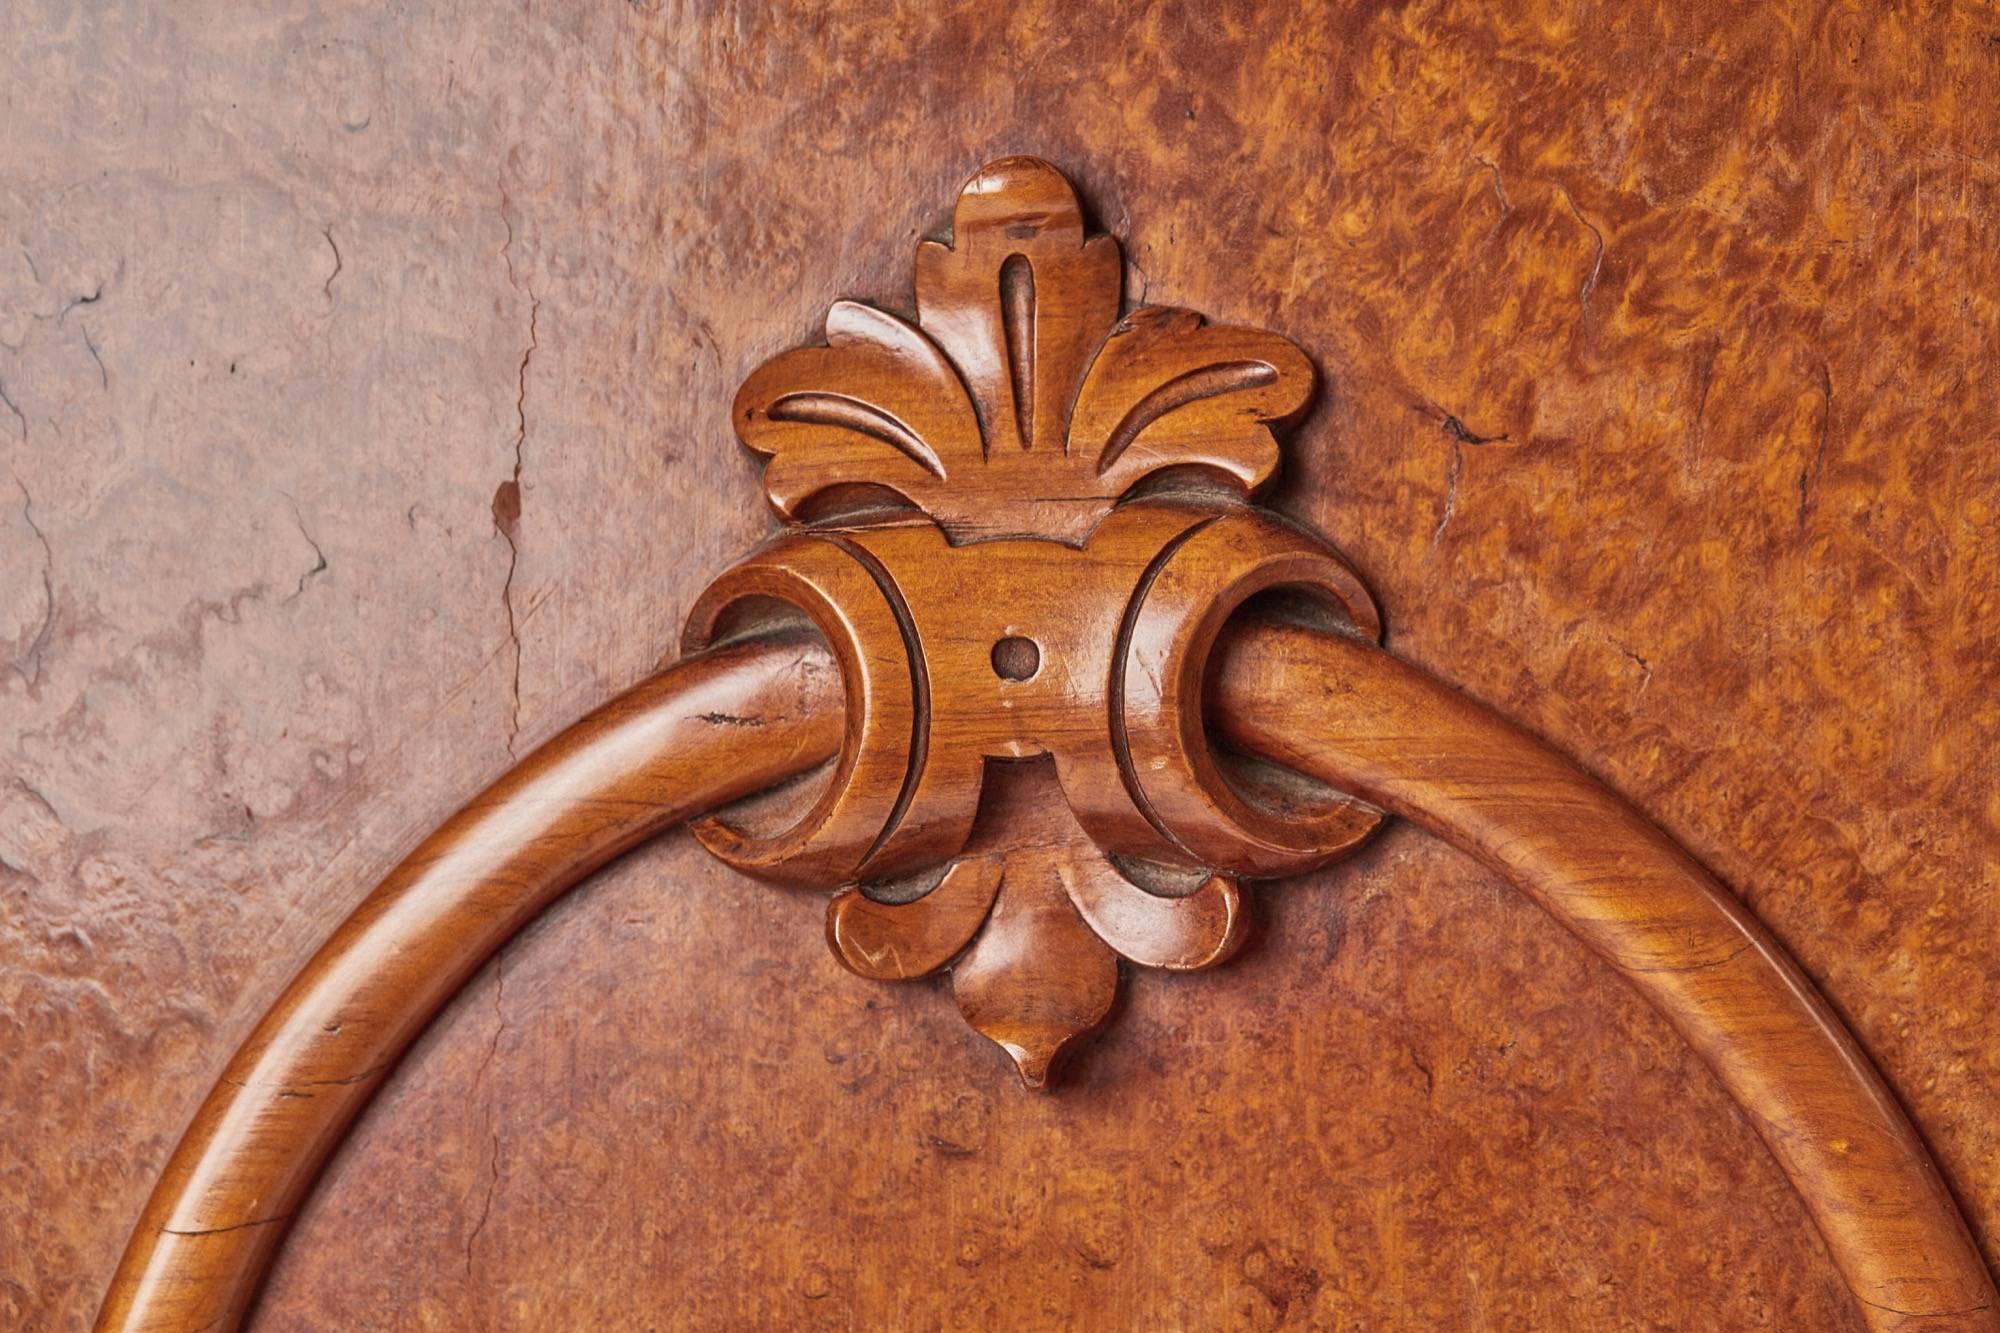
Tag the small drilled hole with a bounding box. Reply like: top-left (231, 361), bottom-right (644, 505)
top-left (991, 636), bottom-right (1040, 681)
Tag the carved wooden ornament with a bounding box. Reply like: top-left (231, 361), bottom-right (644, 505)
top-left (686, 157), bottom-right (1383, 1086)
top-left (96, 158), bottom-right (1996, 1333)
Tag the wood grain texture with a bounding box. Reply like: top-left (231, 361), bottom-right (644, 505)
top-left (95, 635), bottom-right (842, 1332)
top-left (5, 1), bottom-right (1997, 1329)
top-left (734, 157), bottom-right (1312, 542)
top-left (697, 159), bottom-right (1386, 1083)
top-left (94, 609), bottom-right (1994, 1331)
top-left (1209, 618), bottom-right (1998, 1329)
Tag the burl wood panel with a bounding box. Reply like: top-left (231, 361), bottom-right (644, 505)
top-left (94, 636), bottom-right (844, 1333)
top-left (3, 3), bottom-right (1994, 1331)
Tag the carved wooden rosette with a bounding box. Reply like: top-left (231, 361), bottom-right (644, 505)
top-left (685, 157), bottom-right (1383, 1085)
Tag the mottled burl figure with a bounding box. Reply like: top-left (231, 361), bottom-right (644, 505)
top-left (2, 2), bottom-right (1995, 1330)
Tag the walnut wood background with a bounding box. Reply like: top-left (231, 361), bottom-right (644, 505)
top-left (5, 3), bottom-right (1997, 1329)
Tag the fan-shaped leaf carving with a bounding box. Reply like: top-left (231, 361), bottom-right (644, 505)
top-left (733, 300), bottom-right (981, 522)
top-left (700, 159), bottom-right (1380, 1091)
top-left (1069, 306), bottom-right (1316, 498)
top-left (730, 160), bottom-right (1322, 538)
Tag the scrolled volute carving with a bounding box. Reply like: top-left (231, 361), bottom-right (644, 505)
top-left (690, 157), bottom-right (1382, 1086)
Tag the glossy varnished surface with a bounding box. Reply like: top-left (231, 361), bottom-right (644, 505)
top-left (6, 2), bottom-right (1998, 1329)
top-left (96, 637), bottom-right (841, 1332)
top-left (696, 158), bottom-right (1384, 1084)
top-left (97, 616), bottom-right (1994, 1330)
top-left (1211, 620), bottom-right (1997, 1327)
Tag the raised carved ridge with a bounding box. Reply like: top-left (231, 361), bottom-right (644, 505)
top-left (693, 157), bottom-right (1378, 1085)
top-left (96, 158), bottom-right (1997, 1333)
top-left (732, 157), bottom-right (1314, 545)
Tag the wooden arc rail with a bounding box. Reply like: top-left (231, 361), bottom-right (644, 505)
top-left (99, 620), bottom-right (1997, 1332)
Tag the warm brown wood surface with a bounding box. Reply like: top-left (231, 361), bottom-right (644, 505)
top-left (96, 635), bottom-right (841, 1333)
top-left (1211, 619), bottom-right (1997, 1328)
top-left (6, 2), bottom-right (1998, 1330)
top-left (693, 156), bottom-right (1394, 1086)
top-left (96, 617), bottom-right (1996, 1331)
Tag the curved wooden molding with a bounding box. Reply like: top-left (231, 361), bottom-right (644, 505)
top-left (101, 623), bottom-right (1998, 1331)
top-left (697, 156), bottom-right (1387, 1084)
top-left (1210, 619), bottom-right (1997, 1329)
top-left (100, 158), bottom-right (1995, 1331)
top-left (97, 635), bottom-right (843, 1333)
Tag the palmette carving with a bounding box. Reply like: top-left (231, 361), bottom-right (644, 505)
top-left (733, 157), bottom-right (1314, 543)
top-left (692, 157), bottom-right (1382, 1086)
